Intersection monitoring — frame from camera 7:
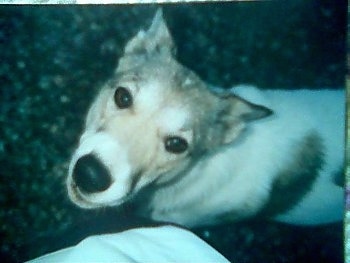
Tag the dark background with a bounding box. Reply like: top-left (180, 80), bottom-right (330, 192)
top-left (0, 1), bottom-right (346, 262)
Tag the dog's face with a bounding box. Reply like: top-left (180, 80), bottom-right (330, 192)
top-left (66, 10), bottom-right (272, 209)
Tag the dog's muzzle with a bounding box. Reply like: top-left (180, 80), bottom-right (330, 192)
top-left (72, 154), bottom-right (112, 194)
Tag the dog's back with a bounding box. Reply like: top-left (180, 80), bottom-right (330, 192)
top-left (240, 87), bottom-right (344, 224)
top-left (143, 86), bottom-right (344, 227)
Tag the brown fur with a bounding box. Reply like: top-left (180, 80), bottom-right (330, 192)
top-left (257, 133), bottom-right (324, 218)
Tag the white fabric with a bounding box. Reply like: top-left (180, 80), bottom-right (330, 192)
top-left (28, 226), bottom-right (229, 262)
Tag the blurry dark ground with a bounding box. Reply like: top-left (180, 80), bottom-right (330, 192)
top-left (0, 1), bottom-right (346, 262)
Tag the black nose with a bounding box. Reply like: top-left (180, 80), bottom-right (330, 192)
top-left (72, 154), bottom-right (112, 193)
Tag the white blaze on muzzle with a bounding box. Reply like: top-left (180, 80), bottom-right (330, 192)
top-left (67, 132), bottom-right (132, 208)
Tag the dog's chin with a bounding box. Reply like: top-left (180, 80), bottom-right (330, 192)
top-left (68, 184), bottom-right (131, 209)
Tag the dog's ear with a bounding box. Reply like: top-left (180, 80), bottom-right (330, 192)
top-left (215, 94), bottom-right (273, 145)
top-left (123, 9), bottom-right (175, 57)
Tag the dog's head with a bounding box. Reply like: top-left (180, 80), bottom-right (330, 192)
top-left (66, 9), bottom-right (272, 209)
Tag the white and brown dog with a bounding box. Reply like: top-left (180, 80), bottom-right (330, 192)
top-left (66, 10), bottom-right (344, 227)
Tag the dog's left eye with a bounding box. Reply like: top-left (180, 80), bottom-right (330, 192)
top-left (164, 136), bottom-right (188, 154)
top-left (114, 87), bottom-right (133, 109)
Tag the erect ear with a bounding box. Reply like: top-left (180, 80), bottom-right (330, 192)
top-left (123, 8), bottom-right (175, 57)
top-left (215, 93), bottom-right (273, 145)
top-left (116, 9), bottom-right (175, 73)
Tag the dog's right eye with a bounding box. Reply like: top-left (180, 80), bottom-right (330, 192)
top-left (114, 87), bottom-right (133, 109)
top-left (164, 136), bottom-right (188, 154)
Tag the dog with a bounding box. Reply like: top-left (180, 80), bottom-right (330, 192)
top-left (66, 9), bottom-right (344, 227)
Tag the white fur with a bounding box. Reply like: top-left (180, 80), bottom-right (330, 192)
top-left (146, 87), bottom-right (344, 226)
top-left (67, 132), bottom-right (132, 208)
top-left (136, 82), bottom-right (163, 112)
top-left (157, 107), bottom-right (189, 133)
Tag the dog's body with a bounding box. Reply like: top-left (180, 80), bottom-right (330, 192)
top-left (135, 86), bottom-right (344, 227)
top-left (66, 10), bottom-right (344, 227)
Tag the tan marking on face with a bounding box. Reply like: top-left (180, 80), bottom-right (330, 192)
top-left (95, 82), bottom-right (194, 190)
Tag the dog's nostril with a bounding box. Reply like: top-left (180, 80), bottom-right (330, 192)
top-left (72, 154), bottom-right (112, 194)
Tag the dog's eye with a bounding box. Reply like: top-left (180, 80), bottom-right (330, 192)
top-left (164, 136), bottom-right (188, 154)
top-left (114, 87), bottom-right (133, 109)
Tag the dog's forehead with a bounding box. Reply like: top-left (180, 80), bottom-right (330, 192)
top-left (135, 66), bottom-right (190, 109)
top-left (135, 79), bottom-right (165, 111)
top-left (135, 81), bottom-right (190, 132)
top-left (157, 106), bottom-right (190, 132)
